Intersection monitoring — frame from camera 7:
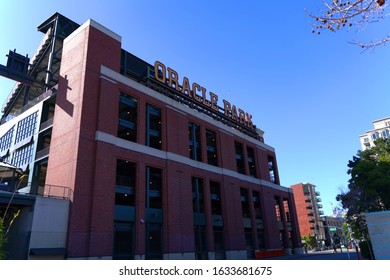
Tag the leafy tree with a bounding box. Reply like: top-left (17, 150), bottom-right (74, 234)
top-left (338, 138), bottom-right (390, 215)
top-left (301, 235), bottom-right (317, 249)
top-left (0, 217), bottom-right (6, 260)
top-left (306, 0), bottom-right (389, 50)
top-left (342, 222), bottom-right (351, 240)
top-left (0, 210), bottom-right (21, 260)
top-left (337, 138), bottom-right (390, 241)
top-left (0, 175), bottom-right (26, 259)
top-left (347, 214), bottom-right (367, 240)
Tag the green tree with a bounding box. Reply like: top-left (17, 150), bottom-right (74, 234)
top-left (338, 138), bottom-right (390, 214)
top-left (347, 214), bottom-right (366, 240)
top-left (342, 222), bottom-right (350, 240)
top-left (337, 138), bottom-right (390, 240)
top-left (0, 210), bottom-right (21, 260)
top-left (302, 235), bottom-right (317, 249)
top-left (306, 0), bottom-right (389, 50)
top-left (0, 217), bottom-right (6, 260)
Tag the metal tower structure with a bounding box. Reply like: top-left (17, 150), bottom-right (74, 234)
top-left (0, 13), bottom-right (79, 123)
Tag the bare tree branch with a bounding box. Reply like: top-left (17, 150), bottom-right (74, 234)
top-left (350, 35), bottom-right (390, 52)
top-left (306, 0), bottom-right (389, 50)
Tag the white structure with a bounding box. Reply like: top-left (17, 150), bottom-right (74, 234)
top-left (366, 211), bottom-right (390, 260)
top-left (359, 117), bottom-right (390, 150)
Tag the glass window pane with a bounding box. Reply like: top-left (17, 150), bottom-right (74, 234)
top-left (206, 129), bottom-right (218, 166)
top-left (118, 93), bottom-right (137, 142)
top-left (235, 141), bottom-right (246, 174)
top-left (146, 104), bottom-right (162, 149)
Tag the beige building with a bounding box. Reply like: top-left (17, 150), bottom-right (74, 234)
top-left (359, 117), bottom-right (390, 150)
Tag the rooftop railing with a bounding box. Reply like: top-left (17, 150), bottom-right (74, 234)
top-left (43, 184), bottom-right (74, 201)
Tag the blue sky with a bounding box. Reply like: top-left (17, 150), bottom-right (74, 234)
top-left (1, 0), bottom-right (389, 216)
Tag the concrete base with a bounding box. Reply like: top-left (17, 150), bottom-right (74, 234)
top-left (68, 256), bottom-right (113, 260)
top-left (164, 252), bottom-right (195, 260)
top-left (225, 250), bottom-right (247, 260)
top-left (293, 247), bottom-right (304, 255)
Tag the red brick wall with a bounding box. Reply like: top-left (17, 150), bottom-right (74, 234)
top-left (45, 22), bottom-right (121, 258)
top-left (291, 183), bottom-right (312, 237)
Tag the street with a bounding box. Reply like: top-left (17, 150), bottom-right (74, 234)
top-left (264, 248), bottom-right (361, 260)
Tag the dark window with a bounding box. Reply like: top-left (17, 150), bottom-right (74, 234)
top-left (120, 49), bottom-right (149, 80)
top-left (146, 223), bottom-right (163, 260)
top-left (118, 93), bottom-right (137, 142)
top-left (36, 129), bottom-right (52, 154)
top-left (253, 190), bottom-right (265, 250)
top-left (194, 225), bottom-right (208, 260)
top-left (213, 226), bottom-right (226, 260)
top-left (192, 177), bottom-right (204, 213)
top-left (41, 100), bottom-right (55, 123)
top-left (210, 181), bottom-right (222, 215)
top-left (113, 222), bottom-right (135, 260)
top-left (288, 231), bottom-right (293, 248)
top-left (206, 129), bottom-right (218, 166)
top-left (146, 104), bottom-right (162, 149)
top-left (193, 177), bottom-right (207, 259)
top-left (279, 231), bottom-right (285, 248)
top-left (253, 191), bottom-right (263, 219)
top-left (116, 160), bottom-right (136, 187)
top-left (257, 229), bottom-right (266, 250)
top-left (116, 160), bottom-right (136, 206)
top-left (189, 122), bottom-right (202, 161)
top-left (210, 182), bottom-right (225, 259)
top-left (247, 147), bottom-right (257, 178)
top-left (235, 141), bottom-right (246, 174)
top-left (245, 228), bottom-right (254, 259)
top-left (115, 192), bottom-right (134, 206)
top-left (146, 166), bottom-right (162, 209)
top-left (240, 188), bottom-right (251, 218)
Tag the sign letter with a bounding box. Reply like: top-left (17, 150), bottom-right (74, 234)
top-left (181, 77), bottom-right (191, 96)
top-left (168, 67), bottom-right (180, 90)
top-left (154, 61), bottom-right (166, 83)
top-left (210, 92), bottom-right (218, 111)
top-left (223, 99), bottom-right (231, 117)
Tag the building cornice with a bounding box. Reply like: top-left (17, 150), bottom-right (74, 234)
top-left (95, 130), bottom-right (290, 193)
top-left (65, 18), bottom-right (121, 45)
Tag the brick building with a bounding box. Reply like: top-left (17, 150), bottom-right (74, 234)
top-left (290, 183), bottom-right (326, 247)
top-left (0, 13), bottom-right (302, 259)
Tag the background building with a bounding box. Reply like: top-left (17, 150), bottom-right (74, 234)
top-left (0, 13), bottom-right (302, 259)
top-left (290, 183), bottom-right (326, 247)
top-left (322, 215), bottom-right (345, 247)
top-left (359, 117), bottom-right (390, 150)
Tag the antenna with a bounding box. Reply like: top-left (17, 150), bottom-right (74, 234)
top-left (329, 201), bottom-right (336, 216)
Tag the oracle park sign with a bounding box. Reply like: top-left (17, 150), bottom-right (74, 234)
top-left (145, 61), bottom-right (260, 140)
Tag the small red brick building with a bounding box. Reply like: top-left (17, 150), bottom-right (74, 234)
top-left (290, 183), bottom-right (326, 246)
